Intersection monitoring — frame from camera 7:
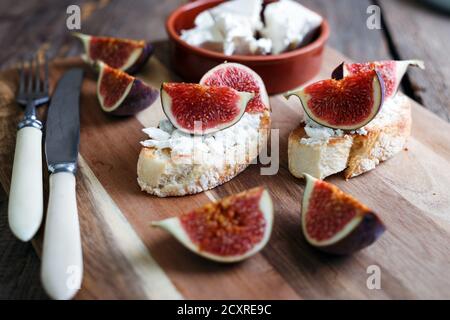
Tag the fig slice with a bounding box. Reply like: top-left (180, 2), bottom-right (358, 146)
top-left (97, 62), bottom-right (159, 116)
top-left (152, 187), bottom-right (274, 263)
top-left (332, 60), bottom-right (425, 99)
top-left (73, 32), bottom-right (153, 74)
top-left (285, 70), bottom-right (384, 130)
top-left (301, 174), bottom-right (385, 255)
top-left (200, 62), bottom-right (270, 113)
top-left (161, 82), bottom-right (253, 135)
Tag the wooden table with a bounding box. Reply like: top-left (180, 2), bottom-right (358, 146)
top-left (0, 0), bottom-right (448, 299)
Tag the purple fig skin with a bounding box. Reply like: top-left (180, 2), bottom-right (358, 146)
top-left (376, 69), bottom-right (385, 112)
top-left (125, 42), bottom-right (154, 74)
top-left (311, 212), bottom-right (386, 255)
top-left (110, 78), bottom-right (159, 116)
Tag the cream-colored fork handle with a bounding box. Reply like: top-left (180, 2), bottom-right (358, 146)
top-left (8, 126), bottom-right (43, 241)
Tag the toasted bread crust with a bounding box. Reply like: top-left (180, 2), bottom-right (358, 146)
top-left (345, 96), bottom-right (411, 178)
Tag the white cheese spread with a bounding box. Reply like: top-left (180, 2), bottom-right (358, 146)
top-left (141, 113), bottom-right (262, 167)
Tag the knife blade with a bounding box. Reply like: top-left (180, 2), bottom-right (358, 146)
top-left (42, 68), bottom-right (84, 300)
top-left (45, 68), bottom-right (83, 173)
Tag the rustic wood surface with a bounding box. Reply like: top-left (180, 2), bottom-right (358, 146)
top-left (378, 0), bottom-right (450, 121)
top-left (2, 49), bottom-right (450, 299)
top-left (0, 0), bottom-right (449, 299)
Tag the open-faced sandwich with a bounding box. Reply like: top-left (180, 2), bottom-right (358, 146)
top-left (286, 60), bottom-right (424, 180)
top-left (137, 63), bottom-right (271, 197)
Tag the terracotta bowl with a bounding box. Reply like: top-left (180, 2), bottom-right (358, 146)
top-left (166, 0), bottom-right (329, 94)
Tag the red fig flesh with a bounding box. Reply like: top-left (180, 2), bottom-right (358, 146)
top-left (161, 83), bottom-right (253, 135)
top-left (286, 70), bottom-right (384, 130)
top-left (302, 174), bottom-right (385, 255)
top-left (332, 60), bottom-right (424, 99)
top-left (200, 62), bottom-right (270, 113)
top-left (97, 62), bottom-right (158, 116)
top-left (152, 187), bottom-right (274, 263)
top-left (74, 32), bottom-right (153, 74)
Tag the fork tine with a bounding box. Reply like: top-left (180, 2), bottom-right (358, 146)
top-left (18, 60), bottom-right (25, 96)
top-left (35, 55), bottom-right (41, 92)
top-left (43, 53), bottom-right (49, 94)
top-left (26, 58), bottom-right (33, 94)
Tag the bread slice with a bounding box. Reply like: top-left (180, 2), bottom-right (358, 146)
top-left (288, 94), bottom-right (412, 180)
top-left (137, 111), bottom-right (271, 197)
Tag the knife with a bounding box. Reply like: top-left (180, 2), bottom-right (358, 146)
top-left (41, 68), bottom-right (84, 300)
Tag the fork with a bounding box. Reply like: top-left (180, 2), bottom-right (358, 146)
top-left (8, 54), bottom-right (49, 241)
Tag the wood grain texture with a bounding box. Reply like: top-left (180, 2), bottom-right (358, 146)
top-left (74, 60), bottom-right (299, 299)
top-left (0, 0), bottom-right (449, 299)
top-left (0, 0), bottom-right (180, 70)
top-left (378, 0), bottom-right (450, 121)
top-left (1, 46), bottom-right (450, 299)
top-left (76, 155), bottom-right (182, 299)
top-left (0, 0), bottom-right (181, 299)
top-left (0, 188), bottom-right (47, 299)
top-left (301, 0), bottom-right (392, 61)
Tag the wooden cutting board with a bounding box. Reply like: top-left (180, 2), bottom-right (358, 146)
top-left (1, 47), bottom-right (449, 299)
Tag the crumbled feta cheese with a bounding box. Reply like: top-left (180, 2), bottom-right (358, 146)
top-left (251, 38), bottom-right (272, 55)
top-left (225, 36), bottom-right (272, 56)
top-left (214, 14), bottom-right (256, 55)
top-left (365, 95), bottom-right (406, 129)
top-left (181, 0), bottom-right (263, 56)
top-left (142, 127), bottom-right (170, 140)
top-left (180, 26), bottom-right (223, 50)
top-left (260, 0), bottom-right (322, 54)
top-left (302, 116), bottom-right (344, 145)
top-left (350, 127), bottom-right (368, 136)
top-left (180, 0), bottom-right (320, 56)
top-left (140, 139), bottom-right (171, 149)
top-left (141, 113), bottom-right (262, 166)
top-left (198, 0), bottom-right (263, 31)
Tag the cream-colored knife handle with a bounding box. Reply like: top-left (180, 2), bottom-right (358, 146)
top-left (41, 172), bottom-right (83, 300)
top-left (8, 126), bottom-right (43, 241)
